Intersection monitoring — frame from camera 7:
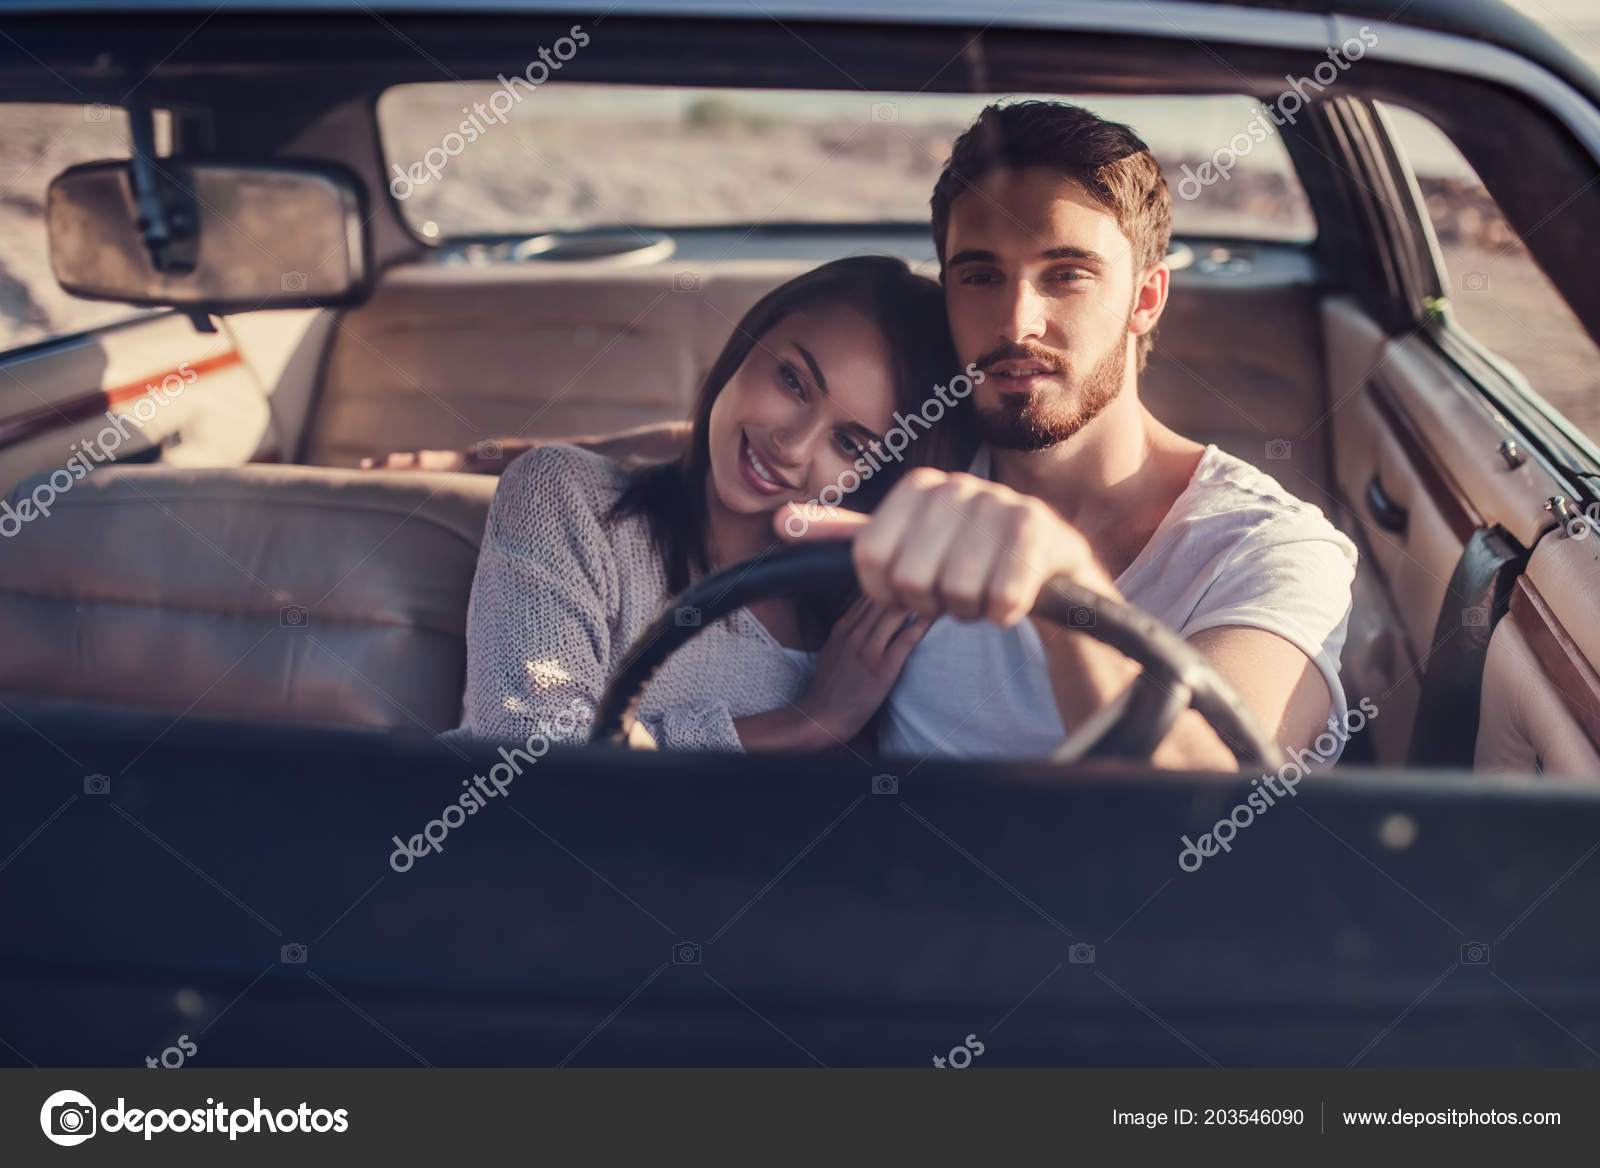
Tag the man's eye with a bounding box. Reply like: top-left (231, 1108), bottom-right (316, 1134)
top-left (1049, 269), bottom-right (1088, 284)
top-left (959, 270), bottom-right (1000, 286)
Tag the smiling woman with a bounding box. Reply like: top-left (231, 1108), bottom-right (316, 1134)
top-left (454, 255), bottom-right (973, 752)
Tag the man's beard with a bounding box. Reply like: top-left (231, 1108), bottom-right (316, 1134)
top-left (974, 325), bottom-right (1129, 452)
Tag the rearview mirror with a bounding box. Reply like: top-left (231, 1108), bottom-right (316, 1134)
top-left (47, 159), bottom-right (369, 312)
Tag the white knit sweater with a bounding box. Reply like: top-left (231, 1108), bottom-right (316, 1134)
top-left (457, 444), bottom-right (815, 750)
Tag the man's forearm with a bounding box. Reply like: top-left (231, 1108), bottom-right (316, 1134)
top-left (1036, 618), bottom-right (1239, 770)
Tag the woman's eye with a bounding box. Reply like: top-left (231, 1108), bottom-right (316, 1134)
top-left (779, 361), bottom-right (805, 398)
top-left (835, 432), bottom-right (865, 457)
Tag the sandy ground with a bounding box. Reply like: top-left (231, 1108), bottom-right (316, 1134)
top-left (1438, 238), bottom-right (1600, 439)
top-left (379, 89), bottom-right (1316, 241)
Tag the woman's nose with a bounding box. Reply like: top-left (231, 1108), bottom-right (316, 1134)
top-left (771, 414), bottom-right (825, 468)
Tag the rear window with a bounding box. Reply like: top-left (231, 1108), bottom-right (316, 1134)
top-left (376, 85), bottom-right (1316, 243)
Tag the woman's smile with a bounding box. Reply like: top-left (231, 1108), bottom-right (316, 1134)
top-left (738, 429), bottom-right (796, 496)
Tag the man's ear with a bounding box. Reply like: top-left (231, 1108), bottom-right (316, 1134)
top-left (1129, 261), bottom-right (1170, 340)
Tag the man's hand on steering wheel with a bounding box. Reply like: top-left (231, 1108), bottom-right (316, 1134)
top-left (776, 469), bottom-right (1245, 771)
top-left (777, 467), bottom-right (1105, 627)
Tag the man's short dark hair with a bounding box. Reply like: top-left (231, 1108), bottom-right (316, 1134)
top-left (930, 100), bottom-right (1172, 367)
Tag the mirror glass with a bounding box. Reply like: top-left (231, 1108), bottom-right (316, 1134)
top-left (47, 160), bottom-right (367, 310)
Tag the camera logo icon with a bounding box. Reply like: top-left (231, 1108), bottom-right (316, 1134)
top-left (280, 605), bottom-right (308, 627)
top-left (1068, 942), bottom-right (1096, 965)
top-left (40, 1089), bottom-right (97, 1146)
top-left (1461, 606), bottom-right (1489, 628)
top-left (1462, 271), bottom-right (1489, 292)
top-left (871, 773), bottom-right (898, 795)
top-left (871, 101), bottom-right (899, 123)
top-left (84, 104), bottom-right (110, 123)
top-left (1067, 605), bottom-right (1096, 628)
top-left (83, 773), bottom-right (110, 795)
top-left (1460, 941), bottom-right (1490, 965)
top-left (672, 941), bottom-right (702, 965)
top-left (675, 606), bottom-right (701, 627)
top-left (281, 271), bottom-right (308, 293)
top-left (1264, 438), bottom-right (1292, 460)
top-left (281, 942), bottom-right (308, 964)
top-left (673, 271), bottom-right (701, 291)
top-left (475, 439), bottom-right (503, 462)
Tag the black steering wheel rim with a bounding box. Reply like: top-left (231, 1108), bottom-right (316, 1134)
top-left (589, 542), bottom-right (1285, 769)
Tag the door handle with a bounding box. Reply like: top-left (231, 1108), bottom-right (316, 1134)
top-left (1366, 473), bottom-right (1408, 533)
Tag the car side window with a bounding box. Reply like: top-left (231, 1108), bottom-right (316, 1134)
top-left (0, 103), bottom-right (161, 353)
top-left (1379, 101), bottom-right (1600, 446)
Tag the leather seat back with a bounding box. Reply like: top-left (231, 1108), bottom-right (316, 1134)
top-left (0, 464), bottom-right (495, 732)
top-left (299, 259), bottom-right (1334, 492)
top-left (301, 264), bottom-right (712, 467)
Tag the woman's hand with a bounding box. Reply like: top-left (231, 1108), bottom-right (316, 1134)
top-left (795, 596), bottom-right (931, 743)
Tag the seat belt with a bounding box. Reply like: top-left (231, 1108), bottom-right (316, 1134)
top-left (1405, 525), bottom-right (1525, 768)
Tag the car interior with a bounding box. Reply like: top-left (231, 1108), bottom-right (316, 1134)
top-left (3, 0), bottom-right (1600, 1069)
top-left (3, 9), bottom-right (1599, 777)
top-left (3, 18), bottom-right (1600, 777)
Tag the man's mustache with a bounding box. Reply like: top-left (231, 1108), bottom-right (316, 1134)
top-left (975, 342), bottom-right (1066, 374)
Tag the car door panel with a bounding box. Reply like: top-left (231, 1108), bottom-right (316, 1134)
top-left (1323, 297), bottom-right (1571, 767)
top-left (1325, 298), bottom-right (1449, 762)
top-left (1375, 339), bottom-right (1561, 548)
top-left (0, 312), bottom-right (273, 500)
top-left (1479, 534), bottom-right (1600, 774)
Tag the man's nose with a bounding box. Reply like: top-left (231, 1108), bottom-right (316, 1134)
top-left (998, 278), bottom-right (1048, 343)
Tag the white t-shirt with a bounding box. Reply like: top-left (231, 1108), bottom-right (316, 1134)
top-left (879, 444), bottom-right (1358, 760)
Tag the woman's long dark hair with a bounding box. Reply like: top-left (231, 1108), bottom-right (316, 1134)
top-left (611, 255), bottom-right (972, 622)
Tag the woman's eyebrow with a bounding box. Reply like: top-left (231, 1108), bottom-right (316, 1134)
top-left (789, 340), bottom-right (881, 444)
top-left (792, 342), bottom-right (829, 396)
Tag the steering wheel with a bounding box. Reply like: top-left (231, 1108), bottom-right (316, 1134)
top-left (589, 542), bottom-right (1285, 769)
